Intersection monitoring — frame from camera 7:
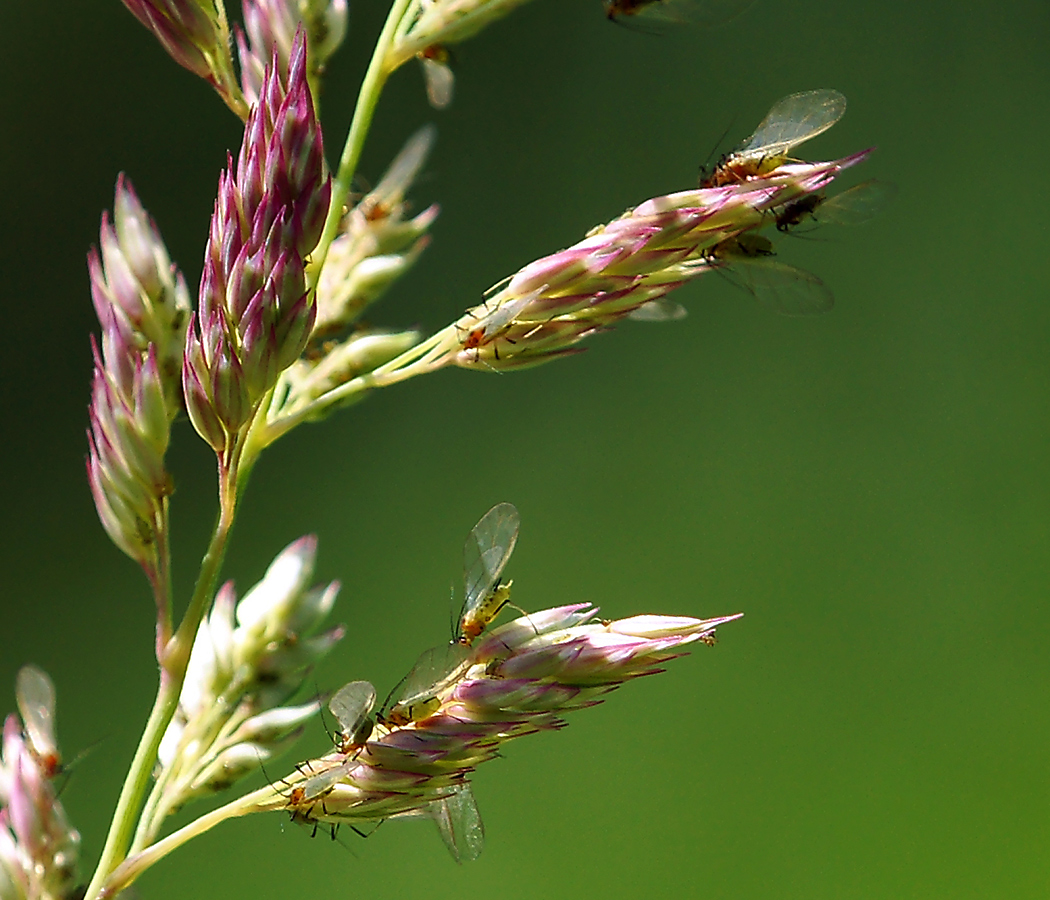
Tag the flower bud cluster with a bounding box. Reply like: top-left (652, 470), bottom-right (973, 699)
top-left (87, 177), bottom-right (188, 567)
top-left (0, 670), bottom-right (80, 900)
top-left (120, 0), bottom-right (246, 116)
top-left (313, 125), bottom-right (439, 340)
top-left (275, 125), bottom-right (438, 419)
top-left (269, 604), bottom-right (741, 847)
top-left (282, 329), bottom-right (423, 416)
top-left (448, 151), bottom-right (870, 371)
top-left (183, 31), bottom-right (331, 453)
top-left (151, 537), bottom-right (343, 822)
top-left (237, 0), bottom-right (348, 107)
top-left (89, 176), bottom-right (191, 411)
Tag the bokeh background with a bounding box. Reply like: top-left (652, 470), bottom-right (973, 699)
top-left (2, 1), bottom-right (1048, 897)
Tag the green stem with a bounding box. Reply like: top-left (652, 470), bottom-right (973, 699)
top-left (209, 0), bottom-right (249, 121)
top-left (151, 499), bottom-right (173, 663)
top-left (128, 755), bottom-right (169, 855)
top-left (262, 325), bottom-right (458, 446)
top-left (83, 463), bottom-right (240, 900)
top-left (130, 676), bottom-right (253, 853)
top-left (81, 678), bottom-right (180, 900)
top-left (100, 785), bottom-right (281, 899)
top-left (308, 0), bottom-right (415, 286)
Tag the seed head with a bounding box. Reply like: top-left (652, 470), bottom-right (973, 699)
top-left (184, 29), bottom-right (331, 451)
top-left (89, 175), bottom-right (190, 419)
top-left (449, 151), bottom-right (871, 371)
top-left (120, 0), bottom-right (246, 116)
top-left (154, 537), bottom-right (343, 814)
top-left (264, 604), bottom-right (741, 855)
top-left (237, 0), bottom-right (348, 107)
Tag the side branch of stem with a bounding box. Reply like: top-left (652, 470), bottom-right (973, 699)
top-left (308, 0), bottom-right (415, 284)
top-left (101, 786), bottom-right (280, 898)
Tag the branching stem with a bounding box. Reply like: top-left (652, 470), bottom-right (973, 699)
top-left (84, 470), bottom-right (239, 900)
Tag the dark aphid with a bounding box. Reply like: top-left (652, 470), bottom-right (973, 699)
top-left (604, 0), bottom-right (756, 29)
top-left (776, 179), bottom-right (897, 233)
top-left (774, 193), bottom-right (825, 232)
top-left (707, 233), bottom-right (834, 316)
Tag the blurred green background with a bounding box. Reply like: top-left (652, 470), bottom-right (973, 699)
top-left (1, 0), bottom-right (1048, 897)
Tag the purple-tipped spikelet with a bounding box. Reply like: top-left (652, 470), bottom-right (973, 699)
top-left (450, 151), bottom-right (871, 370)
top-left (87, 339), bottom-right (174, 568)
top-left (89, 175), bottom-right (191, 417)
top-left (87, 178), bottom-right (184, 568)
top-left (121, 0), bottom-right (217, 79)
top-left (267, 605), bottom-right (741, 846)
top-left (237, 0), bottom-right (348, 107)
top-left (184, 30), bottom-right (330, 452)
top-left (121, 0), bottom-right (246, 116)
top-left (0, 671), bottom-right (80, 900)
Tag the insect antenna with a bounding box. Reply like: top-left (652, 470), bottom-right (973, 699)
top-left (698, 121), bottom-right (735, 185)
top-left (448, 583), bottom-right (459, 643)
top-left (311, 679), bottom-right (339, 746)
top-left (375, 673), bottom-right (410, 729)
top-left (482, 274), bottom-right (513, 297)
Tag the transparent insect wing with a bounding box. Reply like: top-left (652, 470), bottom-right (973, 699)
top-left (469, 292), bottom-right (534, 344)
top-left (429, 783), bottom-right (484, 863)
top-left (329, 681), bottom-right (376, 738)
top-left (16, 665), bottom-right (58, 763)
top-left (396, 643), bottom-right (471, 707)
top-left (628, 298), bottom-right (689, 322)
top-left (372, 124), bottom-right (436, 207)
top-left (606, 0), bottom-right (755, 27)
top-left (462, 502), bottom-right (520, 618)
top-left (720, 254), bottom-right (834, 316)
top-left (737, 89), bottom-right (847, 159)
top-left (815, 179), bottom-right (897, 227)
top-left (301, 758), bottom-right (355, 802)
top-left (422, 57), bottom-right (455, 110)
